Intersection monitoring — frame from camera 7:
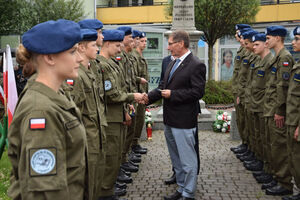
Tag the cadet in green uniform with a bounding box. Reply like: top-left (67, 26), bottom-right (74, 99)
top-left (263, 26), bottom-right (294, 196)
top-left (97, 29), bottom-right (144, 200)
top-left (231, 24), bottom-right (250, 153)
top-left (235, 30), bottom-right (259, 162)
top-left (63, 29), bottom-right (102, 200)
top-left (7, 20), bottom-right (89, 200)
top-left (132, 31), bottom-right (149, 153)
top-left (283, 26), bottom-right (300, 200)
top-left (251, 33), bottom-right (274, 184)
top-left (116, 26), bottom-right (141, 173)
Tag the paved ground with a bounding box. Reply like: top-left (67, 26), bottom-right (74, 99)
top-left (124, 130), bottom-right (284, 200)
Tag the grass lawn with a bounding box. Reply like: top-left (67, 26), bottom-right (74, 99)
top-left (0, 151), bottom-right (11, 200)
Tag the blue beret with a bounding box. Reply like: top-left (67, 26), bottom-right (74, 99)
top-left (235, 24), bottom-right (251, 31)
top-left (293, 26), bottom-right (300, 36)
top-left (132, 30), bottom-right (140, 38)
top-left (266, 26), bottom-right (287, 37)
top-left (117, 26), bottom-right (132, 36)
top-left (22, 19), bottom-right (82, 54)
top-left (103, 30), bottom-right (125, 41)
top-left (80, 29), bottom-right (98, 41)
top-left (139, 32), bottom-right (146, 38)
top-left (238, 28), bottom-right (252, 37)
top-left (242, 30), bottom-right (259, 40)
top-left (252, 33), bottom-right (266, 42)
top-left (78, 19), bottom-right (103, 30)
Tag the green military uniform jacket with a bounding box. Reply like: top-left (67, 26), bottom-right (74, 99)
top-left (8, 80), bottom-right (88, 200)
top-left (131, 49), bottom-right (149, 93)
top-left (250, 52), bottom-right (273, 113)
top-left (264, 48), bottom-right (294, 117)
top-left (286, 61), bottom-right (300, 126)
top-left (63, 64), bottom-right (103, 153)
top-left (120, 51), bottom-right (138, 93)
top-left (236, 50), bottom-right (255, 104)
top-left (90, 55), bottom-right (108, 128)
top-left (100, 55), bottom-right (134, 123)
top-left (232, 46), bottom-right (246, 96)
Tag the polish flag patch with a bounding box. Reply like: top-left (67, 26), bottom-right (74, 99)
top-left (30, 118), bottom-right (46, 130)
top-left (116, 56), bottom-right (122, 61)
top-left (66, 79), bottom-right (74, 85)
top-left (283, 62), bottom-right (289, 67)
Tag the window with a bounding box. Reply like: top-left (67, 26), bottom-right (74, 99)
top-left (143, 0), bottom-right (153, 5)
top-left (118, 0), bottom-right (129, 7)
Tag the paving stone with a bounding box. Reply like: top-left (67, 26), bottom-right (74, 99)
top-left (125, 130), bottom-right (284, 200)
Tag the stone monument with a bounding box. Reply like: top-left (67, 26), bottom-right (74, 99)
top-left (165, 0), bottom-right (203, 56)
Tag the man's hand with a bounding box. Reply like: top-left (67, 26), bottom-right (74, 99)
top-left (142, 93), bottom-right (149, 104)
top-left (294, 126), bottom-right (299, 141)
top-left (161, 89), bottom-right (171, 99)
top-left (133, 93), bottom-right (144, 103)
top-left (274, 114), bottom-right (285, 128)
top-left (236, 97), bottom-right (240, 105)
top-left (123, 112), bottom-right (132, 126)
top-left (140, 78), bottom-right (148, 84)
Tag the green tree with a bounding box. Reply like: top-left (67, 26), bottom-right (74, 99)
top-left (166, 0), bottom-right (260, 80)
top-left (0, 0), bottom-right (85, 35)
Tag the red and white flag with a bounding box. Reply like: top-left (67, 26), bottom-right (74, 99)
top-left (3, 45), bottom-right (18, 127)
top-left (0, 86), bottom-right (4, 106)
top-left (30, 118), bottom-right (46, 129)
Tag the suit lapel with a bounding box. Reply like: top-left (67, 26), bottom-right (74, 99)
top-left (166, 53), bottom-right (193, 85)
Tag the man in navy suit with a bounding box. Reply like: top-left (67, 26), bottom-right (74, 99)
top-left (145, 30), bottom-right (206, 200)
top-left (160, 55), bottom-right (174, 85)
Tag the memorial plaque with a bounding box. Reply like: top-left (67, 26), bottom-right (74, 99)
top-left (171, 0), bottom-right (196, 31)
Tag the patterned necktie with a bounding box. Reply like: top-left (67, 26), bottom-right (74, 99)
top-left (168, 58), bottom-right (181, 82)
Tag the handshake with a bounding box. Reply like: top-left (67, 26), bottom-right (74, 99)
top-left (133, 93), bottom-right (149, 104)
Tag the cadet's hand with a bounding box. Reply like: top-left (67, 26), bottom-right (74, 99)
top-left (294, 126), bottom-right (299, 141)
top-left (129, 104), bottom-right (135, 113)
top-left (140, 78), bottom-right (148, 84)
top-left (134, 93), bottom-right (143, 103)
top-left (274, 114), bottom-right (285, 128)
top-left (161, 89), bottom-right (171, 99)
top-left (124, 112), bottom-right (132, 126)
top-left (237, 97), bottom-right (240, 105)
top-left (142, 93), bottom-right (149, 104)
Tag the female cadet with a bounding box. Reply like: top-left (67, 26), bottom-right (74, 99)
top-left (7, 19), bottom-right (88, 200)
top-left (63, 28), bottom-right (102, 200)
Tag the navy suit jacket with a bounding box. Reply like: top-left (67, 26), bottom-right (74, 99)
top-left (148, 53), bottom-right (206, 129)
top-left (160, 55), bottom-right (173, 85)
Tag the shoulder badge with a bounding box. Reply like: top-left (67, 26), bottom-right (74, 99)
top-left (30, 118), bottom-right (46, 130)
top-left (257, 70), bottom-right (265, 77)
top-left (30, 148), bottom-right (56, 176)
top-left (243, 59), bottom-right (249, 65)
top-left (293, 74), bottom-right (300, 82)
top-left (271, 67), bottom-right (277, 74)
top-left (236, 56), bottom-right (240, 61)
top-left (251, 63), bottom-right (255, 68)
top-left (116, 56), bottom-right (122, 61)
top-left (283, 62), bottom-right (289, 67)
top-left (66, 79), bottom-right (74, 86)
top-left (282, 72), bottom-right (290, 80)
top-left (104, 80), bottom-right (112, 91)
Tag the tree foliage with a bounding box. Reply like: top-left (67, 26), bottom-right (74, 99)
top-left (0, 0), bottom-right (85, 35)
top-left (166, 0), bottom-right (260, 80)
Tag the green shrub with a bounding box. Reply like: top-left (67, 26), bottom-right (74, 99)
top-left (202, 80), bottom-right (234, 104)
top-left (0, 151), bottom-right (11, 200)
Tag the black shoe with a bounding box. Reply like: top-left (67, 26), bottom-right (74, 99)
top-left (114, 187), bottom-right (126, 196)
top-left (115, 182), bottom-right (127, 189)
top-left (182, 197), bottom-right (195, 200)
top-left (132, 145), bottom-right (147, 154)
top-left (120, 168), bottom-right (131, 177)
top-left (130, 151), bottom-right (141, 158)
top-left (231, 144), bottom-right (247, 152)
top-left (262, 180), bottom-right (277, 190)
top-left (234, 147), bottom-right (248, 154)
top-left (163, 191), bottom-right (182, 200)
top-left (129, 153), bottom-right (141, 163)
top-left (129, 160), bottom-right (139, 167)
top-left (164, 172), bottom-right (176, 185)
top-left (255, 174), bottom-right (273, 184)
top-left (240, 154), bottom-right (256, 162)
top-left (253, 170), bottom-right (265, 178)
top-left (117, 173), bottom-right (133, 184)
top-left (282, 193), bottom-right (300, 200)
top-left (266, 185), bottom-right (293, 196)
top-left (244, 161), bottom-right (263, 171)
top-left (121, 162), bottom-right (138, 172)
top-left (236, 150), bottom-right (251, 159)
